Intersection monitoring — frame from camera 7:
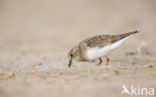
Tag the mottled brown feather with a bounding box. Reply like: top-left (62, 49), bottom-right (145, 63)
top-left (80, 30), bottom-right (138, 48)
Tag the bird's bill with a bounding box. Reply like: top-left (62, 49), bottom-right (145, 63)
top-left (68, 57), bottom-right (72, 67)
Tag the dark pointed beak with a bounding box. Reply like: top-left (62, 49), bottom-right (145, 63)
top-left (68, 57), bottom-right (72, 67)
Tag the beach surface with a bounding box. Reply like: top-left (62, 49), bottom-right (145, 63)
top-left (0, 0), bottom-right (156, 97)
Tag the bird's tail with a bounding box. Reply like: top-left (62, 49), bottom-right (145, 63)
top-left (119, 30), bottom-right (139, 40)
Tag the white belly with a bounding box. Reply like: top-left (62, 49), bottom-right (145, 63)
top-left (87, 37), bottom-right (130, 60)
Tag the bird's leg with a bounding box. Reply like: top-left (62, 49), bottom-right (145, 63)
top-left (105, 56), bottom-right (110, 66)
top-left (96, 58), bottom-right (102, 66)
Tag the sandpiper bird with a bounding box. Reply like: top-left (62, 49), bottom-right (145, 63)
top-left (68, 31), bottom-right (138, 67)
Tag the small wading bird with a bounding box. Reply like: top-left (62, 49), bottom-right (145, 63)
top-left (68, 31), bottom-right (138, 67)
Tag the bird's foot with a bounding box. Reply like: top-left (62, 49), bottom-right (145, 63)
top-left (105, 56), bottom-right (110, 66)
top-left (96, 58), bottom-right (102, 66)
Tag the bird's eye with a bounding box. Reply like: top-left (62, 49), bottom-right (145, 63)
top-left (70, 54), bottom-right (73, 57)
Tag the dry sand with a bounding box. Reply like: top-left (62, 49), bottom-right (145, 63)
top-left (0, 0), bottom-right (156, 97)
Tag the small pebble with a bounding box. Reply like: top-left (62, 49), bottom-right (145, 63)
top-left (9, 72), bottom-right (15, 77)
top-left (114, 70), bottom-right (120, 75)
top-left (148, 65), bottom-right (154, 69)
top-left (38, 62), bottom-right (43, 65)
top-left (125, 52), bottom-right (137, 56)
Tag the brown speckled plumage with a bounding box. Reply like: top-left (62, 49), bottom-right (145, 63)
top-left (80, 30), bottom-right (138, 48)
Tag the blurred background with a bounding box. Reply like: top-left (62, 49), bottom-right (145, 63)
top-left (0, 0), bottom-right (156, 97)
top-left (0, 0), bottom-right (156, 54)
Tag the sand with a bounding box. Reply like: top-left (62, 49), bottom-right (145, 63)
top-left (0, 0), bottom-right (156, 97)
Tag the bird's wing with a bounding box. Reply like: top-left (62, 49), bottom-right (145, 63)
top-left (80, 35), bottom-right (112, 48)
top-left (80, 30), bottom-right (138, 48)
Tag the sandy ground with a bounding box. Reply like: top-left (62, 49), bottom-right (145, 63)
top-left (0, 0), bottom-right (156, 97)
